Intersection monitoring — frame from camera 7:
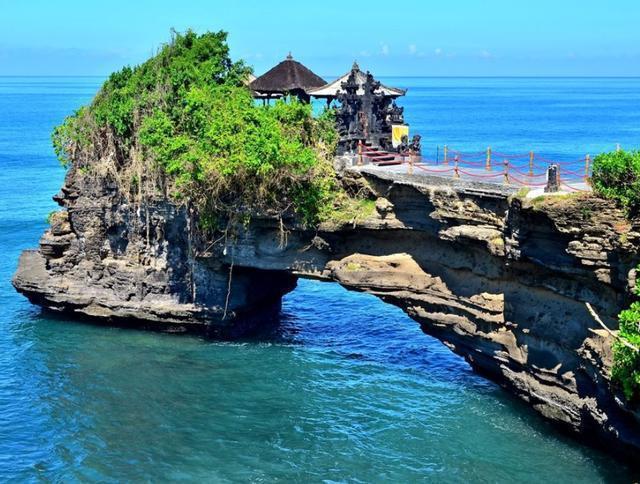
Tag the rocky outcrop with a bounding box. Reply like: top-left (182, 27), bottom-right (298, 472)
top-left (13, 164), bottom-right (640, 459)
top-left (13, 168), bottom-right (297, 336)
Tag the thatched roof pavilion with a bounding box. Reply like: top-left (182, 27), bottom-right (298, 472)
top-left (250, 54), bottom-right (326, 103)
top-left (308, 62), bottom-right (406, 104)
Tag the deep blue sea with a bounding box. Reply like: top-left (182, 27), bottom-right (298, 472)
top-left (1, 77), bottom-right (639, 482)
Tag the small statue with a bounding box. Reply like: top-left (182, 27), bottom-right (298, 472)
top-left (409, 134), bottom-right (422, 154)
top-left (389, 102), bottom-right (404, 124)
top-left (397, 135), bottom-right (409, 153)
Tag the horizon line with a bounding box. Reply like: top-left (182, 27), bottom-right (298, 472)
top-left (2, 75), bottom-right (640, 79)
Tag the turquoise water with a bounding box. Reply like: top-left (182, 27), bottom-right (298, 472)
top-left (1, 77), bottom-right (639, 482)
top-left (394, 77), bottom-right (640, 161)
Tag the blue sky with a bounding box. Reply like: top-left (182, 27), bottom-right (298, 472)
top-left (1, 0), bottom-right (639, 76)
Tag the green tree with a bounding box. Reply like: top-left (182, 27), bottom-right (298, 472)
top-left (52, 29), bottom-right (341, 228)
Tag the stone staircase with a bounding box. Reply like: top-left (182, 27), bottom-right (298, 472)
top-left (361, 142), bottom-right (404, 166)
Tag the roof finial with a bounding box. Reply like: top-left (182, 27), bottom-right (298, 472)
top-left (286, 52), bottom-right (293, 60)
top-left (352, 60), bottom-right (360, 71)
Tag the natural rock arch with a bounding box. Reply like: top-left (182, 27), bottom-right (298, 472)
top-left (13, 167), bottom-right (640, 460)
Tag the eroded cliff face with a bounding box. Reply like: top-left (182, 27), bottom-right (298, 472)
top-left (13, 166), bottom-right (296, 336)
top-left (13, 164), bottom-right (640, 458)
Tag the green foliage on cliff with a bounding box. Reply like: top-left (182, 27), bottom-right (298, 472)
top-left (592, 150), bottom-right (640, 216)
top-left (52, 29), bottom-right (340, 227)
top-left (612, 271), bottom-right (640, 402)
top-left (568, 149), bottom-right (640, 401)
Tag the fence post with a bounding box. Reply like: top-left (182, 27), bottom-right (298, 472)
top-left (529, 151), bottom-right (534, 177)
top-left (444, 145), bottom-right (449, 165)
top-left (503, 159), bottom-right (509, 184)
top-left (585, 154), bottom-right (591, 182)
top-left (357, 140), bottom-right (363, 166)
top-left (486, 147), bottom-right (492, 171)
top-left (454, 155), bottom-right (460, 178)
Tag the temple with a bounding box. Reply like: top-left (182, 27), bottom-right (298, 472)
top-left (251, 58), bottom-right (409, 154)
top-left (307, 62), bottom-right (405, 106)
top-left (310, 62), bottom-right (407, 154)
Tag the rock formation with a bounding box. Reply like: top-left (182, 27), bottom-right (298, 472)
top-left (13, 163), bottom-right (640, 459)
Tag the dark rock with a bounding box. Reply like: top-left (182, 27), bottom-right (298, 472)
top-left (12, 162), bottom-right (640, 461)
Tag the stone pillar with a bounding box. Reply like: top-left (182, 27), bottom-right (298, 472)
top-left (545, 164), bottom-right (560, 193)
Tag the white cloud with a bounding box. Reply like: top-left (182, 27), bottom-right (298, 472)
top-left (408, 44), bottom-right (417, 55)
top-left (434, 48), bottom-right (443, 56)
top-left (480, 50), bottom-right (494, 59)
top-left (359, 50), bottom-right (372, 58)
top-left (380, 42), bottom-right (390, 56)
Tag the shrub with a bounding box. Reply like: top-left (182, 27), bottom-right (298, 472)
top-left (591, 150), bottom-right (640, 215)
top-left (612, 268), bottom-right (640, 402)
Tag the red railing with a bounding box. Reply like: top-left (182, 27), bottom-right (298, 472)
top-left (355, 143), bottom-right (594, 191)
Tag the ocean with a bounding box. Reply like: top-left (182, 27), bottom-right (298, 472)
top-left (1, 76), bottom-right (638, 482)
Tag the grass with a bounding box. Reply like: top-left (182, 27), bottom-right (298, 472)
top-left (323, 198), bottom-right (377, 226)
top-left (511, 187), bottom-right (530, 200)
top-left (528, 193), bottom-right (579, 207)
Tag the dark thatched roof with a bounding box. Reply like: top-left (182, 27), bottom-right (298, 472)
top-left (250, 54), bottom-right (326, 94)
